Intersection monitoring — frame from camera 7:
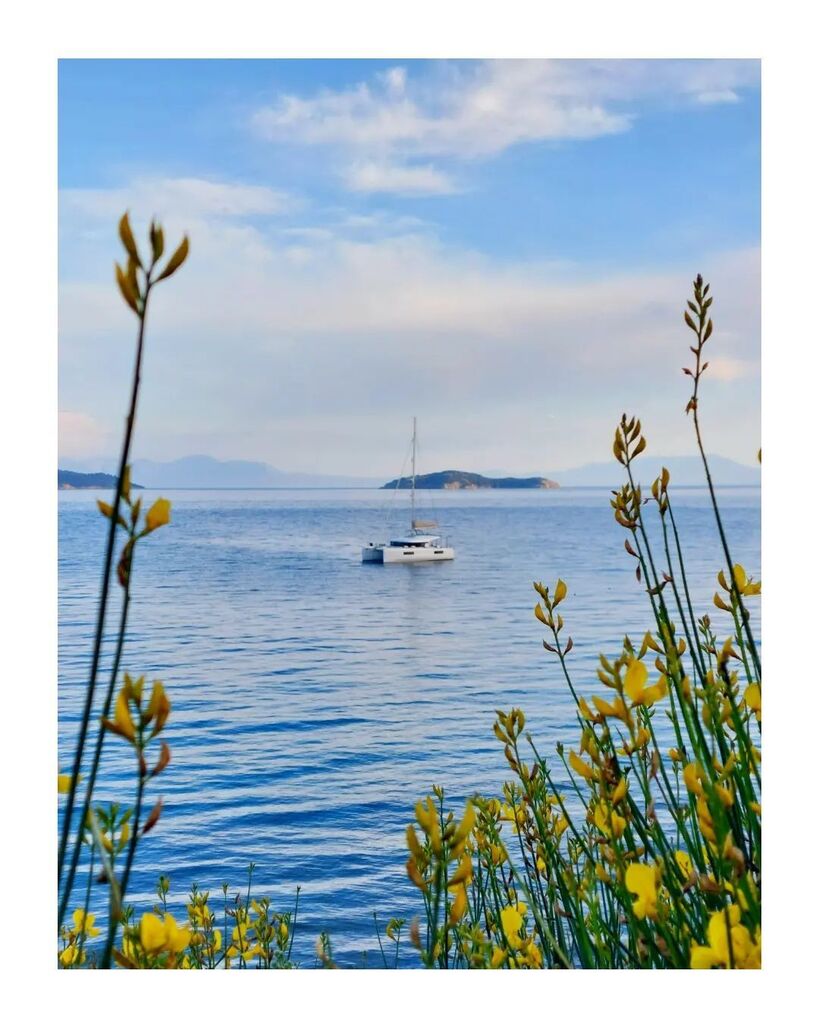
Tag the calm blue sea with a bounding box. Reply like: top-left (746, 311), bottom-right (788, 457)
top-left (58, 485), bottom-right (760, 967)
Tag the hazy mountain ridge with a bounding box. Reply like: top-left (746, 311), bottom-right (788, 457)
top-left (59, 453), bottom-right (759, 489)
top-left (60, 455), bottom-right (379, 489)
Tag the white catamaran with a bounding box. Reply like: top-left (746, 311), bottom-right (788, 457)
top-left (362, 418), bottom-right (455, 564)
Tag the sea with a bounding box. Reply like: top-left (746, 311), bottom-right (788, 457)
top-left (58, 484), bottom-right (760, 967)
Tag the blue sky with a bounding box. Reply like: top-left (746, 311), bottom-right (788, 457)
top-left (59, 59), bottom-right (760, 475)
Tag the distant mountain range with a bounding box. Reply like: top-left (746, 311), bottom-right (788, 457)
top-left (59, 455), bottom-right (379, 489)
top-left (59, 470), bottom-right (144, 490)
top-left (59, 453), bottom-right (759, 490)
top-left (383, 470), bottom-right (559, 490)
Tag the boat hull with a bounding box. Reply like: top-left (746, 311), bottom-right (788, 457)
top-left (362, 544), bottom-right (455, 563)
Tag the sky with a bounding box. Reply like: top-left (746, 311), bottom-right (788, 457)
top-left (58, 59), bottom-right (760, 476)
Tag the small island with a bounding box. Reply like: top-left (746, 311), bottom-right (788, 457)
top-left (59, 470), bottom-right (144, 490)
top-left (381, 470), bottom-right (559, 490)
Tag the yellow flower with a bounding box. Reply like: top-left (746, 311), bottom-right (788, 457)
top-left (71, 909), bottom-right (100, 938)
top-left (102, 687), bottom-right (136, 742)
top-left (611, 776), bottom-right (628, 805)
top-left (743, 683), bottom-right (761, 722)
top-left (621, 728), bottom-right (650, 755)
top-left (415, 797), bottom-right (442, 854)
top-left (490, 945), bottom-right (506, 968)
top-left (145, 680), bottom-right (171, 735)
top-left (522, 938), bottom-right (543, 968)
top-left (140, 912), bottom-right (167, 954)
top-left (683, 761), bottom-right (704, 795)
top-left (448, 855), bottom-right (473, 888)
top-left (500, 905), bottom-right (525, 950)
top-left (139, 912), bottom-right (191, 956)
top-left (593, 802), bottom-right (626, 839)
top-left (718, 564), bottom-right (761, 597)
top-left (625, 863), bottom-right (658, 919)
top-left (690, 905), bottom-right (761, 969)
top-left (569, 750), bottom-right (594, 782)
top-left (60, 944), bottom-right (81, 967)
top-left (145, 497), bottom-right (172, 532)
top-left (164, 914), bottom-right (192, 954)
top-left (696, 797), bottom-right (717, 846)
top-left (674, 850), bottom-right (694, 880)
top-left (623, 660), bottom-right (668, 707)
top-left (58, 773), bottom-right (80, 794)
top-left (592, 694), bottom-right (629, 722)
top-left (449, 884), bottom-right (468, 925)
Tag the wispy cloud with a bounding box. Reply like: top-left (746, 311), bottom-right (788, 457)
top-left (59, 174), bottom-right (760, 472)
top-left (62, 176), bottom-right (298, 223)
top-left (250, 59), bottom-right (759, 191)
top-left (344, 161), bottom-right (459, 196)
top-left (695, 90), bottom-right (740, 105)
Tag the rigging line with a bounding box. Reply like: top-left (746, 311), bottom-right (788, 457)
top-left (378, 437), bottom-right (413, 534)
top-left (414, 432), bottom-right (439, 525)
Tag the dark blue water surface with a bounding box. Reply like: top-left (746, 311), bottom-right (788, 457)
top-left (58, 485), bottom-right (760, 966)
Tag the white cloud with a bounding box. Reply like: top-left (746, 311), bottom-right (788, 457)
top-left (703, 356), bottom-right (756, 381)
top-left (58, 410), bottom-right (111, 459)
top-left (62, 176), bottom-right (297, 224)
top-left (59, 174), bottom-right (760, 472)
top-left (251, 61), bottom-right (628, 159)
top-left (343, 161), bottom-right (458, 195)
top-left (251, 59), bottom-right (759, 165)
top-left (696, 90), bottom-right (740, 105)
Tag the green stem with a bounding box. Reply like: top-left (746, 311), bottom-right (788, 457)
top-left (58, 277), bottom-right (153, 894)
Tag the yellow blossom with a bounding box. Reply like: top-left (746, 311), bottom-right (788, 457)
top-left (145, 497), bottom-right (172, 532)
top-left (140, 912), bottom-right (167, 954)
top-left (490, 945), bottom-right (506, 968)
top-left (71, 909), bottom-right (100, 938)
top-left (624, 659), bottom-right (668, 707)
top-left (139, 912), bottom-right (191, 956)
top-left (593, 802), bottom-right (626, 839)
top-left (690, 905), bottom-right (761, 969)
top-left (58, 773), bottom-right (81, 794)
top-left (621, 728), bottom-right (650, 755)
top-left (611, 776), bottom-right (628, 805)
top-left (743, 683), bottom-right (761, 722)
top-left (60, 944), bottom-right (82, 967)
top-left (449, 855), bottom-right (473, 888)
top-left (500, 905), bottom-right (525, 950)
top-left (674, 850), bottom-right (694, 880)
top-left (569, 750), bottom-right (594, 782)
top-left (449, 884), bottom-right (468, 925)
top-left (625, 863), bottom-right (658, 919)
top-left (683, 761), bottom-right (704, 795)
top-left (696, 797), bottom-right (717, 846)
top-left (102, 687), bottom-right (136, 742)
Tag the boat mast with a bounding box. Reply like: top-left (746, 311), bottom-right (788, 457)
top-left (411, 415), bottom-right (417, 529)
